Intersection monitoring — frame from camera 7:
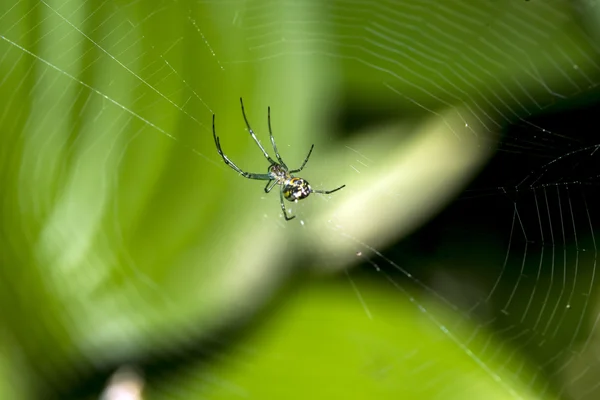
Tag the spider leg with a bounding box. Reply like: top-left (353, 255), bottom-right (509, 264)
top-left (279, 187), bottom-right (295, 221)
top-left (267, 106), bottom-right (288, 169)
top-left (311, 184), bottom-right (346, 195)
top-left (264, 180), bottom-right (277, 193)
top-left (213, 114), bottom-right (272, 180)
top-left (240, 98), bottom-right (277, 165)
top-left (289, 144), bottom-right (314, 174)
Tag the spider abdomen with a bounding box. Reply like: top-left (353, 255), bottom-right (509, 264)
top-left (283, 177), bottom-right (311, 202)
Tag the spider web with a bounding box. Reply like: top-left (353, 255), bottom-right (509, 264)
top-left (1, 0), bottom-right (600, 399)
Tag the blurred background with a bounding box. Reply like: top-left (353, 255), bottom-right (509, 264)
top-left (1, 0), bottom-right (600, 399)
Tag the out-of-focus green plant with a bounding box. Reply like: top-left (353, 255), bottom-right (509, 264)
top-left (0, 0), bottom-right (596, 398)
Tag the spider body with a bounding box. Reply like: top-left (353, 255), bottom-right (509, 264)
top-left (266, 164), bottom-right (311, 201)
top-left (282, 177), bottom-right (311, 202)
top-left (212, 98), bottom-right (345, 221)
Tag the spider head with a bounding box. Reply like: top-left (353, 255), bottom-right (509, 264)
top-left (268, 164), bottom-right (287, 179)
top-left (283, 178), bottom-right (311, 202)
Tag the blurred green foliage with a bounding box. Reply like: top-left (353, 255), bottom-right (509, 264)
top-left (1, 0), bottom-right (598, 399)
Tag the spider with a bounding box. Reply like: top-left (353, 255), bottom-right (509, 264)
top-left (212, 98), bottom-right (345, 221)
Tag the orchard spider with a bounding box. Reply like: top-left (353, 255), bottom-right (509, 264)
top-left (212, 98), bottom-right (345, 221)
